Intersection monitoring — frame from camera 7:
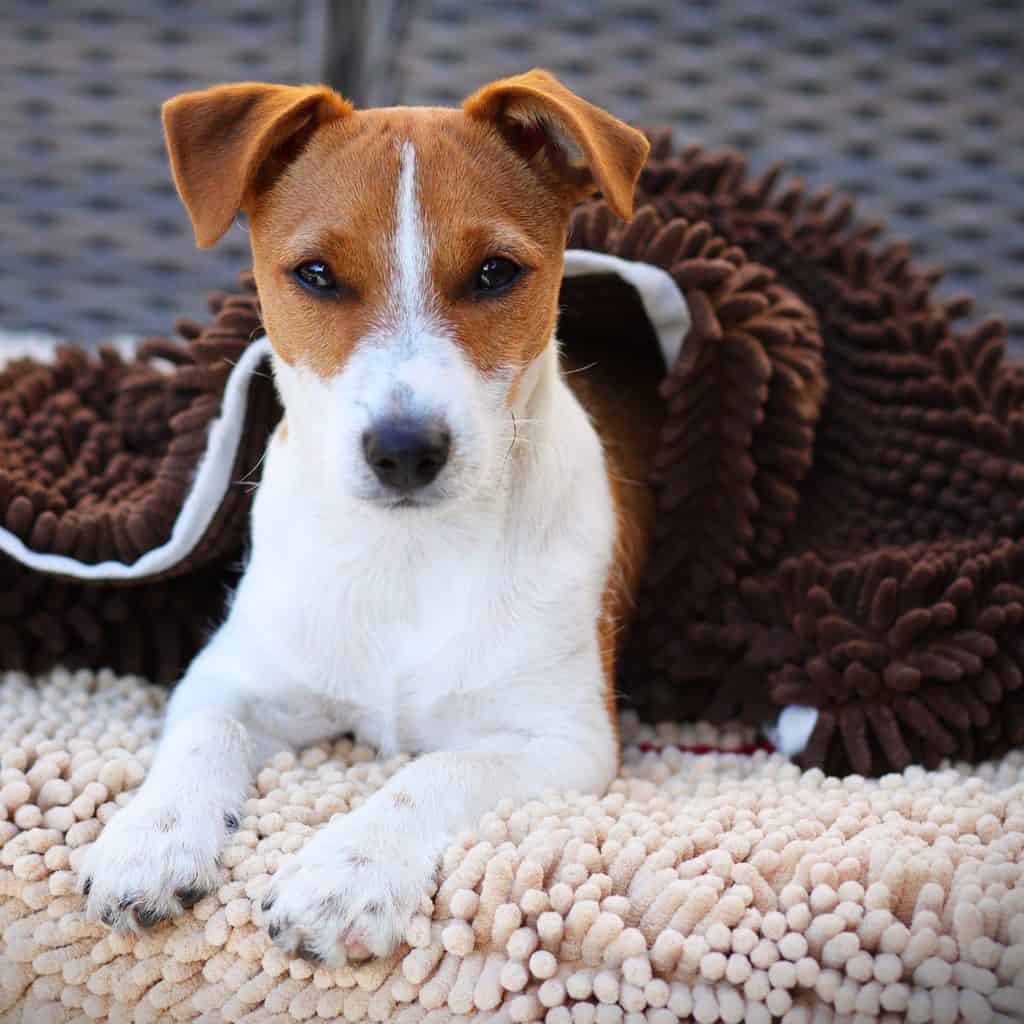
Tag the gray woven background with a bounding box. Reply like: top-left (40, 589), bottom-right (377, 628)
top-left (1, 0), bottom-right (1022, 355)
top-left (0, 1), bottom-right (317, 340)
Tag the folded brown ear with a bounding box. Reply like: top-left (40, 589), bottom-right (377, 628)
top-left (162, 82), bottom-right (352, 248)
top-left (463, 69), bottom-right (650, 221)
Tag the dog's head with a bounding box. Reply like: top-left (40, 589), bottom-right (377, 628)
top-left (163, 71), bottom-right (648, 511)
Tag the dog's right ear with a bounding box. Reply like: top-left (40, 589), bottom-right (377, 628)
top-left (464, 69), bottom-right (649, 221)
top-left (162, 82), bottom-right (352, 249)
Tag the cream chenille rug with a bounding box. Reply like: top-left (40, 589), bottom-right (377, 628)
top-left (1, 669), bottom-right (1023, 1023)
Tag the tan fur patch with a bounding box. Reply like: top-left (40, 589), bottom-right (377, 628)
top-left (245, 108), bottom-right (572, 383)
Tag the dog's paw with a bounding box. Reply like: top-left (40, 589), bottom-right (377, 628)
top-left (262, 819), bottom-right (439, 964)
top-left (79, 797), bottom-right (236, 932)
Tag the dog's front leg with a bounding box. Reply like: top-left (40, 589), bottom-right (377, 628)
top-left (80, 631), bottom-right (287, 931)
top-left (263, 698), bottom-right (617, 963)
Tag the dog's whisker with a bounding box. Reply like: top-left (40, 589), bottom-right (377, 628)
top-left (499, 411), bottom-right (520, 477)
top-left (562, 360), bottom-right (598, 377)
top-left (235, 449), bottom-right (268, 489)
top-left (496, 435), bottom-right (551, 451)
top-left (223, 354), bottom-right (274, 381)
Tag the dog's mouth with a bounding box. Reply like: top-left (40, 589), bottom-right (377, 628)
top-left (353, 482), bottom-right (451, 513)
top-left (377, 492), bottom-right (442, 511)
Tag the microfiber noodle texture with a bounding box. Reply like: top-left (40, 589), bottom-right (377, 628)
top-left (1, 668), bottom-right (1023, 1023)
top-left (1, 134), bottom-right (1023, 777)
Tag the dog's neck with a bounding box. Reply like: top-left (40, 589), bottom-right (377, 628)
top-left (508, 330), bottom-right (561, 443)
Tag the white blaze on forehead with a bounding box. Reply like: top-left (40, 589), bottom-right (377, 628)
top-left (346, 136), bottom-right (473, 438)
top-left (392, 139), bottom-right (434, 334)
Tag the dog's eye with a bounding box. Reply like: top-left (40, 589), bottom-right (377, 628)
top-left (294, 261), bottom-right (337, 293)
top-left (475, 257), bottom-right (520, 295)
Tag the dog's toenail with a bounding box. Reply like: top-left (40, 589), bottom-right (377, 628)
top-left (176, 887), bottom-right (205, 909)
top-left (268, 922), bottom-right (282, 940)
top-left (134, 905), bottom-right (166, 928)
top-left (297, 940), bottom-right (324, 963)
top-left (224, 812), bottom-right (240, 832)
top-left (82, 878), bottom-right (91, 896)
top-left (261, 895), bottom-right (275, 913)
top-left (100, 907), bottom-right (117, 926)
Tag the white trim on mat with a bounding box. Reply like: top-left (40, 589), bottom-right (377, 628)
top-left (0, 336), bottom-right (273, 580)
top-left (0, 332), bottom-right (139, 367)
top-left (764, 704), bottom-right (819, 757)
top-left (562, 250), bottom-right (691, 369)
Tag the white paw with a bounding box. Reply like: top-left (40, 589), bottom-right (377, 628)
top-left (80, 796), bottom-right (239, 932)
top-left (262, 814), bottom-right (440, 964)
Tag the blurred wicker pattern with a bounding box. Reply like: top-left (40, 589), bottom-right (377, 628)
top-left (393, 0), bottom-right (1024, 355)
top-left (0, 1), bottom-right (311, 341)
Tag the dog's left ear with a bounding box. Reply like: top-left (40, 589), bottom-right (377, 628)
top-left (464, 69), bottom-right (649, 221)
top-left (162, 82), bottom-right (352, 248)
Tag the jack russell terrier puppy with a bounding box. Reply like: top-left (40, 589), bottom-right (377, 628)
top-left (80, 69), bottom-right (658, 964)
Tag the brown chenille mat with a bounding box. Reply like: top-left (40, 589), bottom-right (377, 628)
top-left (1, 136), bottom-right (1022, 777)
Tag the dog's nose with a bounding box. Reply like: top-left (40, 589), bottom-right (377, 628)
top-left (362, 418), bottom-right (451, 492)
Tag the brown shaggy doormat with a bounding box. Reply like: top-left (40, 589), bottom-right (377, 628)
top-left (1, 668), bottom-right (1023, 1023)
top-left (1, 135), bottom-right (1022, 779)
top-left (2, 667), bottom-right (1024, 1019)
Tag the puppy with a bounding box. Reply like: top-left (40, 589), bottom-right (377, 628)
top-left (80, 70), bottom-right (655, 963)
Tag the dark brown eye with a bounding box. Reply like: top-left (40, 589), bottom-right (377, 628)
top-left (294, 261), bottom-right (336, 293)
top-left (475, 257), bottom-right (520, 295)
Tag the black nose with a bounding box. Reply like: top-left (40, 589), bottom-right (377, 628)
top-left (362, 419), bottom-right (451, 492)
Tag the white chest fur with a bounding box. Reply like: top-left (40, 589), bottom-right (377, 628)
top-left (201, 339), bottom-right (617, 759)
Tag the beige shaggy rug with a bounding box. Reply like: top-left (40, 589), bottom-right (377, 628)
top-left (1, 669), bottom-right (1023, 1023)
